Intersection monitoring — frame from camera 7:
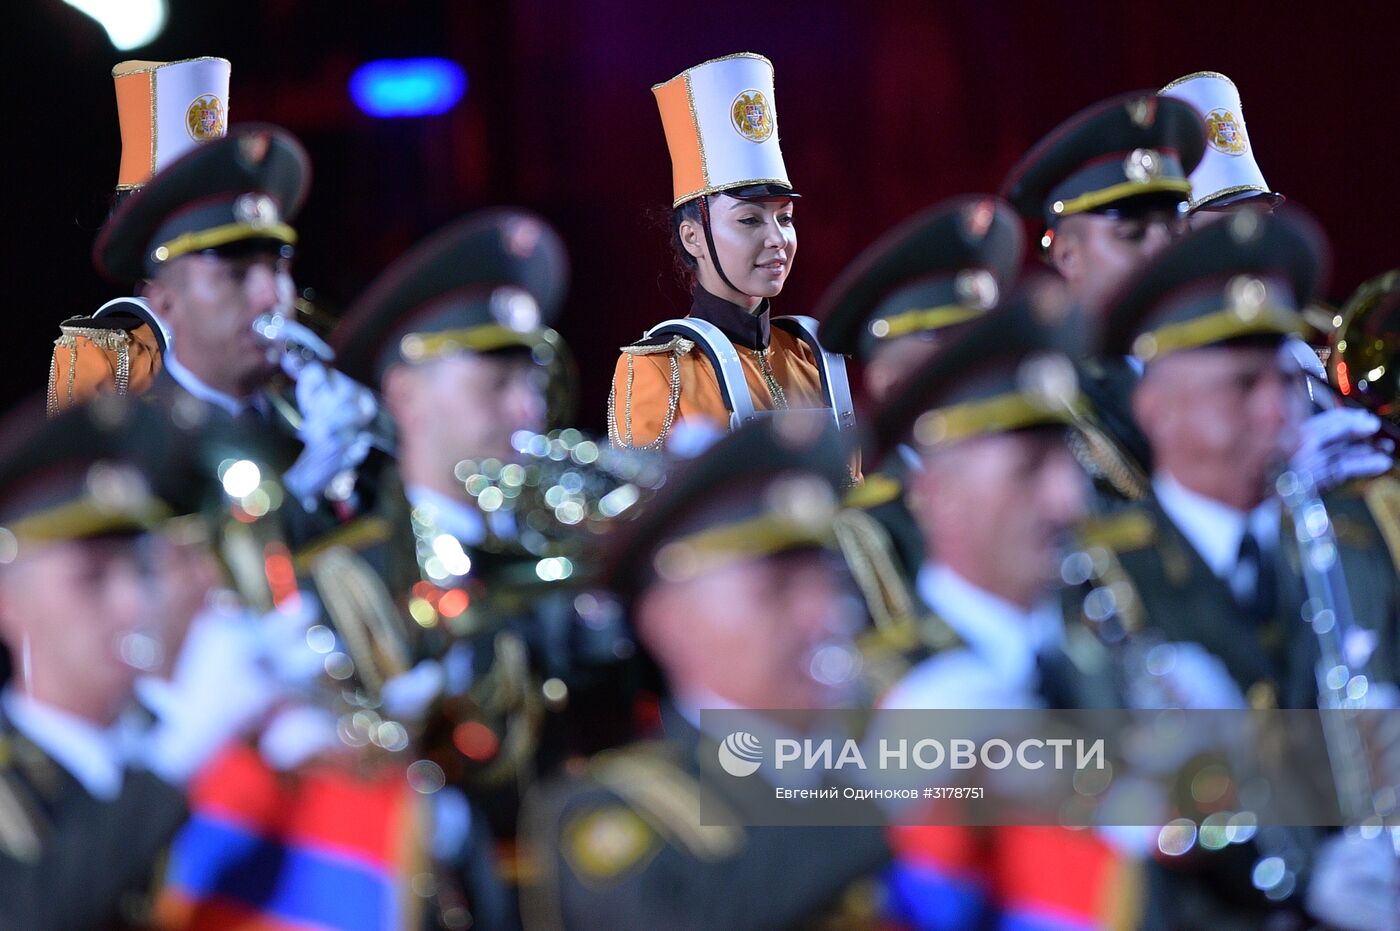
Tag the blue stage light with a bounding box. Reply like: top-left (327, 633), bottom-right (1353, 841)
top-left (350, 58), bottom-right (467, 118)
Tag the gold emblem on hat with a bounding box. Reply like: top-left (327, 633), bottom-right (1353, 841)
top-left (185, 94), bottom-right (225, 142)
top-left (1227, 275), bottom-right (1268, 321)
top-left (730, 90), bottom-right (774, 143)
top-left (1123, 148), bottom-right (1163, 185)
top-left (955, 269), bottom-right (999, 311)
top-left (235, 193), bottom-right (280, 229)
top-left (961, 199), bottom-right (997, 240)
top-left (1204, 108), bottom-right (1248, 156)
top-left (1126, 97), bottom-right (1158, 128)
top-left (1018, 352), bottom-right (1079, 411)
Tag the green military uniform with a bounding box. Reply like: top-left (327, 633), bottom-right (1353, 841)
top-left (327, 210), bottom-right (637, 925)
top-left (1079, 207), bottom-right (1400, 928)
top-left (520, 417), bottom-right (890, 929)
top-left (1000, 91), bottom-right (1208, 506)
top-left (521, 709), bottom-right (888, 931)
top-left (0, 399), bottom-right (211, 930)
top-left (817, 194), bottom-right (1025, 581)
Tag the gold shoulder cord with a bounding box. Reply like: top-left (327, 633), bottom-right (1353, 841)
top-left (833, 508), bottom-right (955, 649)
top-left (590, 748), bottom-right (744, 861)
top-left (1363, 475), bottom-right (1400, 576)
top-left (0, 768), bottom-right (42, 864)
top-left (752, 348), bottom-right (788, 409)
top-left (1067, 418), bottom-right (1149, 501)
top-left (609, 338), bottom-right (692, 450)
top-left (1077, 543), bottom-right (1148, 636)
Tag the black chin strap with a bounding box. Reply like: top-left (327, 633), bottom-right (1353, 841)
top-left (698, 194), bottom-right (745, 296)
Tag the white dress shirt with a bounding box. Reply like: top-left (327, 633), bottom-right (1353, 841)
top-left (880, 564), bottom-right (1062, 710)
top-left (1, 690), bottom-right (136, 801)
top-left (1152, 471), bottom-right (1278, 582)
top-left (163, 349), bottom-right (255, 416)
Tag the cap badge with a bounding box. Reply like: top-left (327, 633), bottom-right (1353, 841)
top-left (955, 269), bottom-right (999, 311)
top-left (730, 90), bottom-right (774, 143)
top-left (185, 94), bottom-right (225, 142)
top-left (1124, 148), bottom-right (1163, 184)
top-left (490, 285), bottom-right (542, 332)
top-left (235, 193), bottom-right (281, 229)
top-left (502, 216), bottom-right (542, 259)
top-left (1205, 108), bottom-right (1247, 156)
top-left (1227, 275), bottom-right (1268, 322)
top-left (961, 198), bottom-right (997, 240)
top-left (1127, 97), bottom-right (1158, 128)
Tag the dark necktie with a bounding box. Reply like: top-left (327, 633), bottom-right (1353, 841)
top-left (1231, 529), bottom-right (1277, 626)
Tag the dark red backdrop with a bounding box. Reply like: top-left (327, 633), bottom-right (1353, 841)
top-left (12, 0), bottom-right (1397, 429)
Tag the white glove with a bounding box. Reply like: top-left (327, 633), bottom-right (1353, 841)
top-left (1127, 641), bottom-right (1248, 710)
top-left (138, 605), bottom-right (282, 785)
top-left (381, 659), bottom-right (447, 722)
top-left (1306, 832), bottom-right (1400, 931)
top-left (1292, 408), bottom-right (1395, 494)
top-left (283, 362), bottom-right (379, 509)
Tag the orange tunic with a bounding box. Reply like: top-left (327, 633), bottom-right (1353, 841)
top-left (47, 317), bottom-right (164, 416)
top-left (608, 325), bottom-right (826, 449)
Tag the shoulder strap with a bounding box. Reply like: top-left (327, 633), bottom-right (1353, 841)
top-left (589, 744), bottom-right (744, 861)
top-left (645, 318), bottom-right (757, 428)
top-left (771, 315), bottom-right (857, 432)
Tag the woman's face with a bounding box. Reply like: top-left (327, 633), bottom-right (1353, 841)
top-left (685, 195), bottom-right (796, 302)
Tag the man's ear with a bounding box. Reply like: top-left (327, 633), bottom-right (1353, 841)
top-left (677, 217), bottom-right (707, 264)
top-left (141, 270), bottom-right (179, 327)
top-left (1047, 221), bottom-right (1080, 282)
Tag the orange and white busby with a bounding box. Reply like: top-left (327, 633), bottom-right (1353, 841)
top-left (652, 53), bottom-right (796, 207)
top-left (113, 56), bottom-right (231, 190)
top-left (1160, 71), bottom-right (1280, 211)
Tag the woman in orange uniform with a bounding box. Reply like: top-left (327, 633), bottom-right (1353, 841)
top-left (608, 53), bottom-right (851, 451)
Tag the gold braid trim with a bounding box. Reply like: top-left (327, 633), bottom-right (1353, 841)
top-left (1077, 542), bottom-right (1148, 636)
top-left (1363, 475), bottom-right (1400, 577)
top-left (0, 764), bottom-right (43, 863)
top-left (46, 348), bottom-right (60, 417)
top-left (610, 337), bottom-right (692, 450)
top-left (307, 545), bottom-right (412, 699)
top-left (590, 748), bottom-right (744, 861)
top-left (752, 347), bottom-right (788, 409)
top-left (1067, 418), bottom-right (1150, 501)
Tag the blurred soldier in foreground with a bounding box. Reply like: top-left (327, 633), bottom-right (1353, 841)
top-left (1086, 207), bottom-right (1400, 928)
top-left (870, 279), bottom-right (1140, 928)
top-left (0, 398), bottom-right (269, 930)
top-left (519, 418), bottom-right (888, 930)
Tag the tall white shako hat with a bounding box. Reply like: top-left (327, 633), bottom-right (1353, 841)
top-left (652, 53), bottom-right (798, 207)
top-left (1159, 71), bottom-right (1281, 211)
top-left (112, 56), bottom-right (231, 190)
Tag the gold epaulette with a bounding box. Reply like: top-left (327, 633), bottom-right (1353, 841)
top-left (1363, 474), bottom-right (1400, 575)
top-left (1075, 508), bottom-right (1156, 553)
top-left (292, 515), bottom-right (393, 574)
top-left (619, 335), bottom-right (695, 357)
top-left (0, 738), bottom-right (44, 863)
top-left (608, 337), bottom-right (694, 451)
top-left (843, 472), bottom-right (901, 510)
top-left (589, 742), bottom-right (744, 861)
top-left (48, 324), bottom-right (135, 416)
